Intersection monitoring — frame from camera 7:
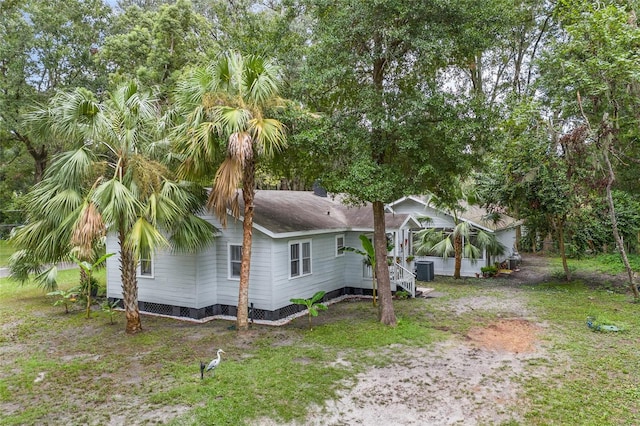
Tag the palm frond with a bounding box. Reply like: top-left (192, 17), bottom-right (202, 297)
top-left (249, 117), bottom-right (286, 159)
top-left (147, 192), bottom-right (184, 229)
top-left (175, 119), bottom-right (223, 180)
top-left (29, 88), bottom-right (101, 144)
top-left (477, 229), bottom-right (506, 257)
top-left (125, 217), bottom-right (170, 260)
top-left (243, 55), bottom-right (281, 106)
top-left (415, 228), bottom-right (454, 258)
top-left (8, 249), bottom-right (44, 285)
top-left (416, 215), bottom-right (434, 226)
top-left (174, 66), bottom-right (215, 110)
top-left (34, 265), bottom-right (59, 292)
top-left (44, 147), bottom-right (96, 188)
top-left (463, 242), bottom-right (482, 262)
top-left (42, 189), bottom-right (84, 226)
top-left (169, 216), bottom-right (218, 253)
top-left (72, 201), bottom-right (105, 257)
top-left (93, 179), bottom-right (141, 230)
top-left (217, 106), bottom-right (251, 135)
top-left (160, 180), bottom-right (209, 214)
top-left (431, 237), bottom-right (455, 258)
top-left (453, 221), bottom-right (472, 239)
top-left (208, 158), bottom-right (243, 226)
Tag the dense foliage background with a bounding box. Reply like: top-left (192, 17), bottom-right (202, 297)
top-left (2, 0), bottom-right (639, 259)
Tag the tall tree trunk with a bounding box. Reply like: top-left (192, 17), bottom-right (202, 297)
top-left (556, 219), bottom-right (572, 281)
top-left (603, 147), bottom-right (639, 298)
top-left (373, 201), bottom-right (396, 326)
top-left (12, 131), bottom-right (48, 182)
top-left (237, 160), bottom-right (255, 331)
top-left (453, 233), bottom-right (462, 279)
top-left (119, 228), bottom-right (142, 334)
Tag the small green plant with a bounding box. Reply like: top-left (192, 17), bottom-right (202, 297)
top-left (101, 300), bottom-right (120, 325)
top-left (47, 287), bottom-right (81, 313)
top-left (395, 290), bottom-right (411, 299)
top-left (406, 255), bottom-right (415, 262)
top-left (71, 252), bottom-right (114, 319)
top-left (290, 291), bottom-right (328, 328)
top-left (480, 265), bottom-right (498, 277)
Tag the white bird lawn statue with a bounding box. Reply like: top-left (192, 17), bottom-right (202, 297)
top-left (200, 349), bottom-right (225, 379)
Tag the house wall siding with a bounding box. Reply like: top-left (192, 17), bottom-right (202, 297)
top-left (269, 233), bottom-right (346, 311)
top-left (414, 255), bottom-right (484, 277)
top-left (105, 235), bottom-right (199, 306)
top-left (104, 217), bottom-right (405, 317)
top-left (343, 232), bottom-right (376, 289)
top-left (195, 244), bottom-right (217, 308)
top-left (105, 236), bottom-right (120, 298)
top-left (496, 229), bottom-right (517, 260)
top-left (210, 219), bottom-right (274, 311)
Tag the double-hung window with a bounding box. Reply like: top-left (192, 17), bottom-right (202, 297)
top-left (335, 235), bottom-right (345, 257)
top-left (290, 240), bottom-right (311, 278)
top-left (229, 244), bottom-right (242, 279)
top-left (138, 251), bottom-right (153, 278)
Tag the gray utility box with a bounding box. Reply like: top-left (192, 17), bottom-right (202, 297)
top-left (415, 261), bottom-right (434, 282)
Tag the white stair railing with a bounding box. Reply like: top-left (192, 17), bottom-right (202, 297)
top-left (389, 263), bottom-right (415, 298)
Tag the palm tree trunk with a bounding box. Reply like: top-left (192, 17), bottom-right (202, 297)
top-left (373, 201), bottom-right (396, 326)
top-left (237, 161), bottom-right (255, 331)
top-left (119, 228), bottom-right (142, 334)
top-left (454, 234), bottom-right (462, 279)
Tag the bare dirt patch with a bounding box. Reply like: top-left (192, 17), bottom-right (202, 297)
top-left (467, 318), bottom-right (541, 353)
top-left (258, 335), bottom-right (544, 426)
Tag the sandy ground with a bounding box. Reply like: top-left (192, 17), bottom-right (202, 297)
top-left (255, 256), bottom-right (558, 426)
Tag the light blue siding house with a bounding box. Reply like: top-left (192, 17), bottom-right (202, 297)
top-left (106, 190), bottom-right (420, 321)
top-left (386, 196), bottom-right (521, 277)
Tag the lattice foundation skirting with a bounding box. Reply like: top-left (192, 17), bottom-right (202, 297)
top-left (108, 286), bottom-right (375, 324)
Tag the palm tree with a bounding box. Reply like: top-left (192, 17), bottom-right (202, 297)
top-left (10, 83), bottom-right (217, 334)
top-left (174, 52), bottom-right (286, 331)
top-left (414, 194), bottom-right (506, 279)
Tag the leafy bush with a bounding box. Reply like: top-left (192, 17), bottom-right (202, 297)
top-left (395, 290), bottom-right (411, 299)
top-left (47, 287), bottom-right (81, 313)
top-left (480, 265), bottom-right (498, 277)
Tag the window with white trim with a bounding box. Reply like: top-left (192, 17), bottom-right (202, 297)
top-left (138, 252), bottom-right (154, 278)
top-left (335, 235), bottom-right (345, 257)
top-left (290, 240), bottom-right (311, 278)
top-left (229, 244), bottom-right (242, 279)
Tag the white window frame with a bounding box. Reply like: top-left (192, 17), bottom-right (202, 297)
top-left (289, 239), bottom-right (312, 279)
top-left (228, 243), bottom-right (243, 280)
top-left (335, 234), bottom-right (345, 257)
top-left (137, 253), bottom-right (154, 279)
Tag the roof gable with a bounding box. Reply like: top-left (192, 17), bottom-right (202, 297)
top-left (386, 195), bottom-right (520, 232)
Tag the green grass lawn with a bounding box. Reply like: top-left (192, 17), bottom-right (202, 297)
top-left (551, 252), bottom-right (640, 275)
top-left (0, 239), bottom-right (16, 267)
top-left (1, 257), bottom-right (640, 425)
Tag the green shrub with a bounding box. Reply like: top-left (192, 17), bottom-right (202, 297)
top-left (395, 290), bottom-right (411, 299)
top-left (480, 265), bottom-right (498, 277)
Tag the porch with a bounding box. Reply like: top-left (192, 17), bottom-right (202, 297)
top-left (363, 262), bottom-right (417, 298)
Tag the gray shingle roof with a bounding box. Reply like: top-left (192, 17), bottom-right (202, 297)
top-left (237, 190), bottom-right (412, 236)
